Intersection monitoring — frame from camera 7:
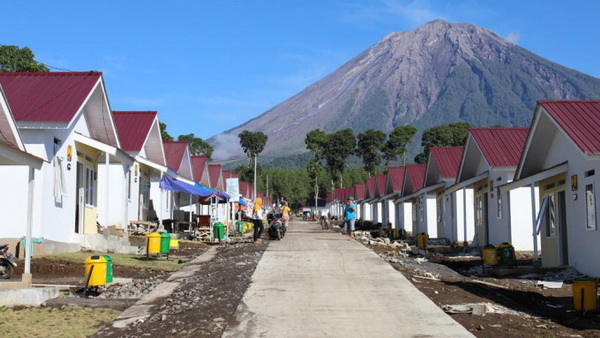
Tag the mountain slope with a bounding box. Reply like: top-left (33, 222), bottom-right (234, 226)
top-left (210, 19), bottom-right (600, 163)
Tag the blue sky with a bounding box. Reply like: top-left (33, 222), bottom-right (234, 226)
top-left (3, 1), bottom-right (599, 141)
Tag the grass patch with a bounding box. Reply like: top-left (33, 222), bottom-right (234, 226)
top-left (1, 305), bottom-right (120, 338)
top-left (48, 251), bottom-right (184, 272)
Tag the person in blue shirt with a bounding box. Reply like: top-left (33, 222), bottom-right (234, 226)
top-left (344, 196), bottom-right (357, 240)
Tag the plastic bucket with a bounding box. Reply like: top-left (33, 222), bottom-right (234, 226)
top-left (417, 233), bottom-right (429, 248)
top-left (160, 232), bottom-right (171, 253)
top-left (481, 245), bottom-right (499, 265)
top-left (146, 232), bottom-right (161, 254)
top-left (497, 242), bottom-right (515, 265)
top-left (573, 277), bottom-right (598, 311)
top-left (84, 255), bottom-right (107, 286)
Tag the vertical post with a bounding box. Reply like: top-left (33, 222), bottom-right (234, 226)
top-left (105, 152), bottom-right (110, 229)
top-left (530, 183), bottom-right (539, 261)
top-left (253, 154), bottom-right (257, 200)
top-left (462, 187), bottom-right (467, 246)
top-left (24, 167), bottom-right (35, 285)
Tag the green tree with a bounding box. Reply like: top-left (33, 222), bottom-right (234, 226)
top-left (356, 129), bottom-right (386, 177)
top-left (238, 130), bottom-right (268, 193)
top-left (383, 125), bottom-right (417, 165)
top-left (177, 133), bottom-right (214, 161)
top-left (322, 128), bottom-right (355, 190)
top-left (159, 122), bottom-right (174, 141)
top-left (414, 122), bottom-right (471, 163)
top-left (305, 129), bottom-right (327, 210)
top-left (0, 45), bottom-right (49, 72)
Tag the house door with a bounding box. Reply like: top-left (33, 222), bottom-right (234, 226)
top-left (475, 193), bottom-right (489, 246)
top-left (541, 190), bottom-right (568, 267)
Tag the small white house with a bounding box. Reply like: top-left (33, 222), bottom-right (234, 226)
top-left (455, 128), bottom-right (536, 250)
top-left (506, 100), bottom-right (600, 276)
top-left (423, 147), bottom-right (471, 243)
top-left (396, 164), bottom-right (429, 236)
top-left (0, 72), bottom-right (131, 251)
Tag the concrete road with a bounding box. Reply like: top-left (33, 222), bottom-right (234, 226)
top-left (223, 221), bottom-right (474, 338)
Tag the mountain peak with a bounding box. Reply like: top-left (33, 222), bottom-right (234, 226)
top-left (211, 21), bottom-right (600, 164)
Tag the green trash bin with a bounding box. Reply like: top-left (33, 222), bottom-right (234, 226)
top-left (235, 221), bottom-right (244, 234)
top-left (101, 255), bottom-right (113, 283)
top-left (160, 232), bottom-right (171, 254)
top-left (213, 222), bottom-right (225, 239)
top-left (497, 242), bottom-right (515, 265)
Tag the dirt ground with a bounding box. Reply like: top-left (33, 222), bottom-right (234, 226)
top-left (367, 241), bottom-right (600, 337)
top-left (5, 225), bottom-right (600, 337)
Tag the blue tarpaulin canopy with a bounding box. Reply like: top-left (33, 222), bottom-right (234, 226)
top-left (238, 197), bottom-right (247, 206)
top-left (160, 176), bottom-right (214, 197)
top-left (193, 183), bottom-right (231, 201)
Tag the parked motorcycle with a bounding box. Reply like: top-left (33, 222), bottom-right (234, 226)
top-left (0, 244), bottom-right (17, 279)
top-left (267, 212), bottom-right (286, 240)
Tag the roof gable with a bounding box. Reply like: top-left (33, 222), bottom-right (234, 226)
top-left (386, 166), bottom-right (405, 193)
top-left (113, 111), bottom-right (166, 166)
top-left (365, 177), bottom-right (376, 198)
top-left (403, 164), bottom-right (426, 195)
top-left (470, 128), bottom-right (529, 167)
top-left (354, 183), bottom-right (366, 200)
top-left (426, 147), bottom-right (463, 186)
top-left (0, 85), bottom-right (23, 151)
top-left (208, 164), bottom-right (223, 190)
top-left (0, 72), bottom-right (101, 123)
top-left (539, 100), bottom-right (600, 154)
top-left (191, 155), bottom-right (210, 187)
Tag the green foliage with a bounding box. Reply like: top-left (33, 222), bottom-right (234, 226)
top-left (0, 45), bottom-right (48, 72)
top-left (414, 122), bottom-right (471, 163)
top-left (178, 133), bottom-right (214, 161)
top-left (238, 130), bottom-right (268, 159)
top-left (356, 129), bottom-right (386, 176)
top-left (322, 128), bottom-right (356, 188)
top-left (159, 122), bottom-right (174, 141)
top-left (305, 129), bottom-right (327, 160)
top-left (383, 125), bottom-right (417, 165)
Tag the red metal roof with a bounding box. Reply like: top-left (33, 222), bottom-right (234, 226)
top-left (365, 177), bottom-right (376, 198)
top-left (0, 72), bottom-right (101, 122)
top-left (539, 100), bottom-right (600, 154)
top-left (239, 181), bottom-right (249, 197)
top-left (387, 166), bottom-right (405, 192)
top-left (429, 147), bottom-right (463, 179)
top-left (190, 155), bottom-right (209, 184)
top-left (406, 164), bottom-right (426, 191)
top-left (208, 164), bottom-right (222, 190)
top-left (163, 141), bottom-right (187, 172)
top-left (113, 111), bottom-right (156, 152)
top-left (470, 128), bottom-right (529, 167)
top-left (375, 174), bottom-right (387, 197)
top-left (354, 183), bottom-right (366, 200)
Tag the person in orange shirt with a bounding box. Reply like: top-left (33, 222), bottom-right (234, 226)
top-left (252, 197), bottom-right (264, 243)
top-left (280, 201), bottom-right (291, 228)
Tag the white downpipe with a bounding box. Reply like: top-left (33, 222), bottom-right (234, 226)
top-left (105, 152), bottom-right (110, 227)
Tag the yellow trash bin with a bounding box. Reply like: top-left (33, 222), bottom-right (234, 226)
top-left (416, 233), bottom-right (429, 248)
top-left (84, 255), bottom-right (107, 286)
top-left (573, 277), bottom-right (598, 311)
top-left (481, 245), bottom-right (499, 265)
top-left (146, 232), bottom-right (161, 254)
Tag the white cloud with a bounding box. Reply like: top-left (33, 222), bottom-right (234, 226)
top-left (505, 32), bottom-right (521, 43)
top-left (211, 133), bottom-right (244, 161)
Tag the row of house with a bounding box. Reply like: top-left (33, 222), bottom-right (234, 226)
top-left (0, 71), bottom-right (269, 261)
top-left (326, 100), bottom-right (600, 277)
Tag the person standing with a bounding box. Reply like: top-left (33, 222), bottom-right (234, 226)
top-left (280, 201), bottom-right (291, 228)
top-left (252, 197), bottom-right (264, 243)
top-left (344, 196), bottom-right (357, 240)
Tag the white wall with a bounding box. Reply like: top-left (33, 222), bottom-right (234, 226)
top-left (425, 195), bottom-right (437, 237)
top-left (508, 186), bottom-right (539, 250)
top-left (455, 188), bottom-right (475, 244)
top-left (0, 165), bottom-right (30, 237)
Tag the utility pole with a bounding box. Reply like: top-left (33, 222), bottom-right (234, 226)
top-left (253, 154), bottom-right (257, 200)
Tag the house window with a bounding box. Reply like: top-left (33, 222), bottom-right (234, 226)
top-left (85, 167), bottom-right (95, 206)
top-left (546, 195), bottom-right (557, 237)
top-left (475, 195), bottom-right (484, 227)
top-left (496, 187), bottom-right (502, 219)
top-left (586, 184), bottom-right (596, 231)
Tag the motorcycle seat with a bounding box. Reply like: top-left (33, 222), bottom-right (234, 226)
top-left (0, 244), bottom-right (8, 251)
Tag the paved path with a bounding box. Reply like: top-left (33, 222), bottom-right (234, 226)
top-left (223, 221), bottom-right (474, 338)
